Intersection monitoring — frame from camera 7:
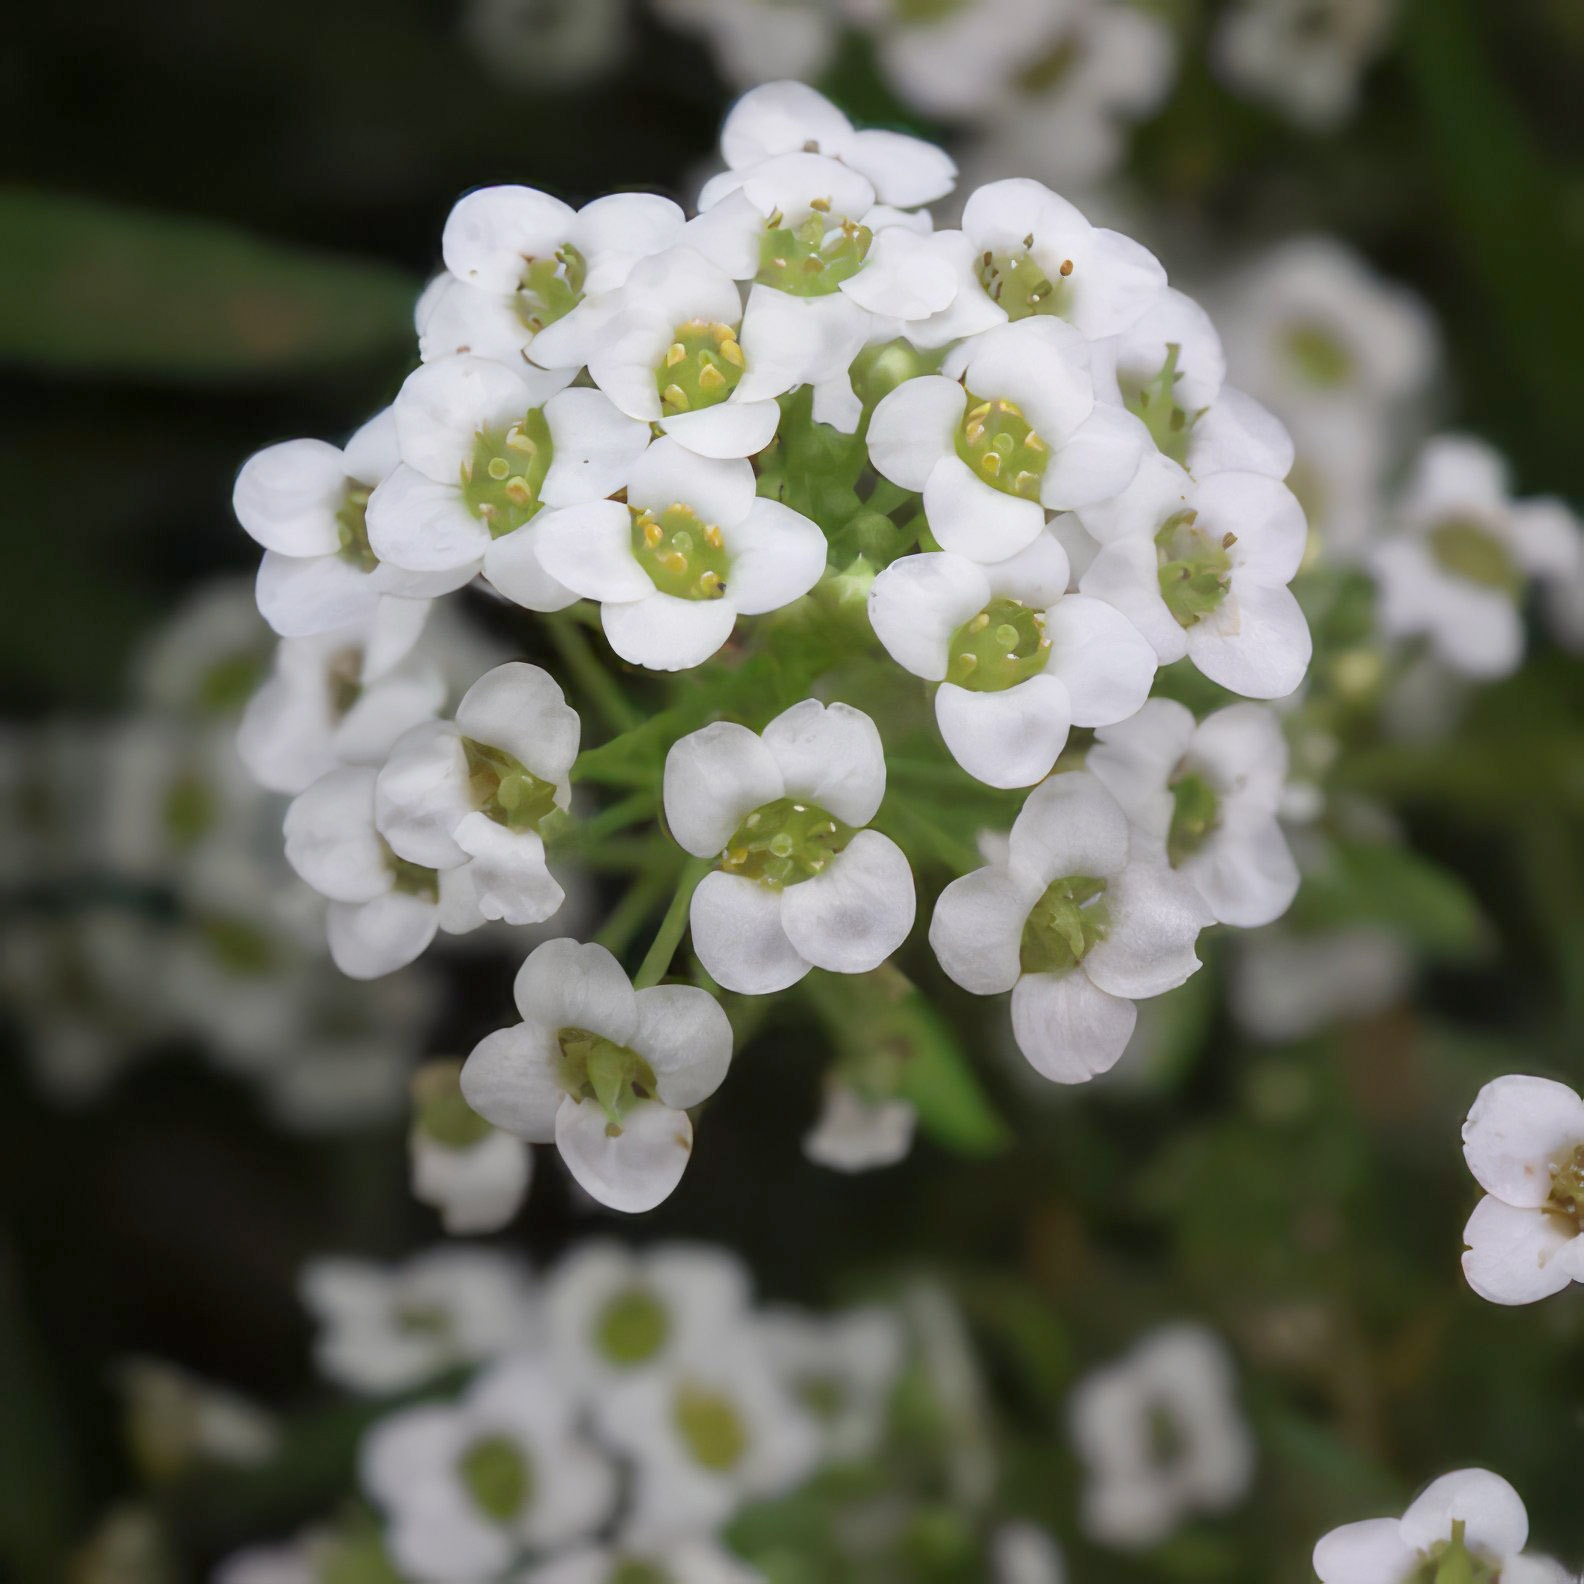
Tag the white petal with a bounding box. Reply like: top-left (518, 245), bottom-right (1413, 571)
top-left (1039, 405), bottom-right (1147, 512)
top-left (956, 318), bottom-right (1093, 444)
top-left (1078, 535), bottom-right (1188, 662)
top-left (839, 226), bottom-right (957, 318)
top-left (533, 500), bottom-right (653, 603)
top-left (1190, 820), bottom-right (1300, 928)
top-left (457, 661), bottom-right (580, 787)
top-left (373, 722), bottom-right (472, 869)
top-left (232, 439), bottom-right (346, 555)
top-left (761, 699), bottom-right (887, 827)
top-left (588, 319), bottom-right (669, 422)
top-left (482, 518), bottom-right (581, 612)
top-left (720, 82), bottom-right (853, 172)
top-left (460, 1023), bottom-right (566, 1142)
top-left (1010, 970), bottom-right (1138, 1084)
top-left (365, 465), bottom-right (487, 576)
top-left (1043, 593), bottom-right (1158, 727)
top-left (411, 1128), bottom-right (531, 1236)
top-left (737, 283), bottom-right (872, 401)
top-left (512, 937), bottom-right (639, 1042)
top-left (283, 767), bottom-right (387, 902)
top-left (415, 274), bottom-right (525, 365)
top-left (926, 454), bottom-right (1048, 563)
top-left (1197, 471), bottom-right (1308, 586)
top-left (1081, 859), bottom-right (1206, 1000)
top-left (663, 722), bottom-right (786, 858)
top-left (334, 662), bottom-right (446, 767)
top-left (1462, 1075), bottom-right (1584, 1208)
top-left (601, 592), bottom-right (738, 671)
top-left (721, 498), bottom-right (827, 614)
top-left (1008, 771), bottom-right (1132, 885)
top-left (867, 552), bottom-right (989, 680)
top-left (454, 813), bottom-right (564, 926)
top-left (1188, 386), bottom-right (1294, 480)
top-left (842, 127), bottom-right (956, 207)
top-left (342, 407), bottom-right (401, 487)
top-left (541, 387), bottom-right (653, 507)
top-left (574, 191), bottom-right (686, 291)
top-left (866, 376), bottom-right (963, 491)
top-left (928, 866), bottom-right (1032, 995)
top-left (326, 892), bottom-right (436, 979)
top-left (1187, 580), bottom-right (1312, 699)
top-left (556, 1098), bottom-right (693, 1214)
top-left (981, 528), bottom-right (1072, 609)
top-left (779, 829), bottom-right (915, 974)
top-left (803, 1086), bottom-right (916, 1173)
top-left (1460, 1195), bottom-right (1577, 1306)
top-left (1087, 697), bottom-right (1195, 840)
top-left (935, 676), bottom-right (1070, 789)
top-left (1400, 1469), bottom-right (1529, 1559)
top-left (627, 435), bottom-right (757, 526)
top-left (632, 984), bottom-right (733, 1110)
top-left (441, 185), bottom-right (577, 293)
top-left (660, 399), bottom-right (781, 460)
top-left (1190, 701), bottom-right (1290, 816)
top-left (690, 870), bottom-right (810, 995)
top-left (1312, 1519), bottom-right (1418, 1584)
top-left (254, 550), bottom-right (380, 638)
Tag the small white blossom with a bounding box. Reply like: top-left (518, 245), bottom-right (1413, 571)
top-left (802, 1077), bottom-right (917, 1172)
top-left (410, 1058), bottom-right (533, 1235)
top-left (133, 578), bottom-right (274, 718)
top-left (657, 0), bottom-right (837, 89)
top-left (993, 1522), bottom-right (1066, 1584)
top-left (375, 662), bottom-right (578, 925)
top-left (300, 1245), bottom-right (536, 1394)
top-left (116, 1358), bottom-right (280, 1479)
top-left (460, 939), bottom-right (733, 1212)
top-left (463, 0), bottom-right (629, 90)
top-left (525, 1538), bottom-right (765, 1584)
top-left (664, 700), bottom-right (916, 994)
top-left (868, 532), bottom-right (1156, 788)
top-left (1089, 699), bottom-right (1300, 927)
top-left (360, 1356), bottom-right (616, 1582)
top-left (530, 436), bottom-right (825, 670)
top-left (1229, 923), bottom-right (1410, 1042)
top-left (931, 772), bottom-right (1208, 1084)
top-left (1460, 1074), bottom-right (1584, 1307)
top-left (1070, 1323), bottom-right (1253, 1549)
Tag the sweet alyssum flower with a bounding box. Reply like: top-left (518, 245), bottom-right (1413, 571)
top-left (1088, 698), bottom-right (1300, 928)
top-left (992, 1522), bottom-right (1066, 1584)
top-left (460, 938), bottom-right (733, 1212)
top-left (802, 1076), bottom-right (917, 1173)
top-left (1460, 1074), bottom-right (1584, 1306)
top-left (417, 184), bottom-right (685, 370)
top-left (1313, 1468), bottom-right (1572, 1584)
top-left (664, 700), bottom-right (916, 994)
top-left (930, 772), bottom-right (1208, 1083)
top-left (655, 0), bottom-right (837, 90)
top-left (524, 1538), bottom-right (767, 1584)
top-left (367, 354), bottom-right (649, 595)
top-left (1077, 451), bottom-right (1312, 698)
top-left (868, 317), bottom-right (1146, 563)
top-left (530, 435), bottom-right (826, 670)
top-left (867, 530), bottom-right (1157, 788)
top-left (360, 1356), bottom-right (616, 1582)
top-left (1229, 923), bottom-right (1411, 1042)
top-left (1069, 1323), bottom-right (1254, 1550)
top-left (375, 661), bottom-right (578, 926)
top-left (409, 1058), bottom-right (533, 1236)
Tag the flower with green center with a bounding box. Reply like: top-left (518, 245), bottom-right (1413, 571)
top-left (630, 502), bottom-right (731, 601)
top-left (514, 243), bottom-right (586, 334)
top-left (956, 390), bottom-right (1049, 500)
top-left (674, 1384), bottom-right (750, 1472)
top-left (458, 1434), bottom-right (532, 1522)
top-left (555, 1025), bottom-right (660, 1134)
top-left (409, 1058), bottom-right (532, 1236)
top-left (596, 1287), bottom-right (672, 1366)
top-left (413, 1061), bottom-right (495, 1151)
top-left (1125, 344), bottom-right (1197, 468)
top-left (1427, 517), bottom-right (1521, 595)
top-left (1155, 508), bottom-right (1233, 628)
top-left (1019, 874), bottom-right (1110, 974)
top-left (721, 797), bottom-right (855, 889)
top-left (1165, 771), bottom-right (1220, 867)
top-left (459, 411), bottom-right (553, 540)
top-left (335, 484), bottom-right (379, 573)
top-left (757, 210), bottom-right (872, 297)
top-left (657, 319), bottom-right (746, 414)
top-left (975, 247), bottom-right (1071, 322)
top-left (462, 737), bottom-right (560, 832)
top-left (946, 597), bottom-right (1051, 691)
top-left (1284, 321), bottom-right (1354, 388)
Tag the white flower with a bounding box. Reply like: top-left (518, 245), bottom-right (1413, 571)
top-left (299, 1245), bottom-right (536, 1394)
top-left (664, 700), bottom-right (916, 994)
top-left (1090, 285), bottom-right (1227, 426)
top-left (234, 410), bottom-right (466, 638)
top-left (236, 602), bottom-right (443, 796)
top-left (1313, 1468), bottom-right (1566, 1584)
top-left (802, 1077), bottom-right (917, 1172)
top-left (360, 1356), bottom-right (616, 1582)
top-left (462, 0), bottom-right (629, 90)
top-left (1215, 0), bottom-right (1397, 131)
top-left (283, 765), bottom-right (485, 978)
top-left (367, 355), bottom-right (649, 597)
top-left (993, 1522), bottom-right (1066, 1584)
top-left (1088, 699), bottom-right (1300, 927)
top-left (460, 939), bottom-right (733, 1212)
top-left (930, 772), bottom-right (1208, 1084)
top-left (1459, 1074), bottom-right (1584, 1306)
top-left (1077, 452), bottom-right (1312, 698)
top-left (716, 80), bottom-right (956, 210)
top-left (410, 1058), bottom-right (533, 1235)
top-left (1371, 435), bottom-right (1581, 679)
top-left (1229, 924), bottom-right (1410, 1042)
top-left (133, 578), bottom-right (274, 718)
top-left (758, 1303), bottom-right (904, 1462)
top-left (116, 1358), bottom-right (279, 1479)
top-left (868, 533), bottom-right (1156, 788)
top-left (524, 1538), bottom-right (766, 1584)
top-left (1070, 1323), bottom-right (1253, 1550)
top-left (656, 0), bottom-right (837, 89)
top-left (544, 1240), bottom-right (751, 1396)
top-left (529, 436), bottom-right (825, 670)
top-left (602, 1335), bottom-right (822, 1542)
top-left (375, 662), bottom-right (578, 925)
top-left (868, 320), bottom-right (1146, 564)
top-left (1537, 497), bottom-right (1584, 651)
top-left (418, 185), bottom-right (684, 370)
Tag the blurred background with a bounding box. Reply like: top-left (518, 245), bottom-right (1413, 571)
top-left (3, 0), bottom-right (1583, 1579)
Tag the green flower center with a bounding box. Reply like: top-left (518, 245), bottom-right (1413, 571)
top-left (1015, 34), bottom-right (1081, 94)
top-left (595, 1286), bottom-right (672, 1366)
top-left (515, 243), bottom-right (586, 336)
top-left (1166, 770), bottom-right (1220, 867)
top-left (608, 1565), bottom-right (670, 1584)
top-left (318, 1530), bottom-right (403, 1584)
top-left (196, 651), bottom-right (268, 715)
top-left (457, 1434), bottom-right (532, 1523)
top-left (799, 1374), bottom-right (847, 1422)
top-left (631, 502), bottom-right (731, 600)
top-left (336, 483), bottom-right (379, 573)
top-left (758, 205), bottom-right (872, 297)
top-left (1407, 1522), bottom-right (1501, 1584)
top-left (946, 597), bottom-right (1051, 692)
top-left (163, 770), bottom-right (217, 848)
top-left (1156, 508), bottom-right (1233, 629)
top-left (1147, 1403), bottom-right (1190, 1464)
top-left (895, 0), bottom-right (969, 18)
top-left (1547, 1144), bottom-right (1584, 1230)
top-left (956, 389), bottom-right (1048, 499)
top-left (1125, 344), bottom-right (1198, 467)
top-left (463, 738), bottom-right (558, 831)
top-left (413, 1061), bottom-right (494, 1150)
top-left (1428, 518), bottom-right (1521, 594)
top-left (1020, 874), bottom-right (1110, 975)
top-left (382, 839), bottom-right (441, 901)
top-left (674, 1383), bottom-right (749, 1472)
top-left (555, 1026), bottom-right (658, 1133)
top-left (394, 1301), bottom-right (451, 1337)
top-left (975, 246), bottom-right (1072, 322)
top-left (200, 915), bottom-right (279, 977)
top-left (1284, 322), bottom-right (1353, 389)
top-left (460, 409), bottom-right (553, 539)
top-left (722, 797), bottom-right (854, 889)
top-left (658, 320), bottom-right (745, 415)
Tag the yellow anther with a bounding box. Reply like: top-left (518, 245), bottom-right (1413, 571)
top-left (1059, 258), bottom-right (1074, 277)
top-left (1013, 470), bottom-right (1041, 494)
top-left (643, 520), bottom-right (663, 548)
top-left (697, 362), bottom-right (727, 391)
top-left (967, 401), bottom-right (992, 423)
top-left (1022, 232), bottom-right (1035, 247)
top-left (958, 652), bottom-right (978, 671)
top-left (662, 551), bottom-right (688, 575)
top-left (506, 425), bottom-right (538, 453)
top-left (1222, 532), bottom-right (1238, 549)
top-left (666, 342), bottom-right (687, 367)
top-left (718, 338), bottom-right (745, 368)
top-left (809, 195), bottom-right (831, 212)
top-left (1024, 433), bottom-right (1046, 453)
top-left (698, 570), bottom-right (722, 596)
top-left (712, 323), bottom-right (737, 346)
top-left (662, 383), bottom-right (690, 411)
top-left (704, 524), bottom-right (724, 550)
top-left (964, 422), bottom-right (985, 445)
top-left (968, 612), bottom-right (990, 632)
top-left (504, 476), bottom-right (533, 505)
top-left (981, 451), bottom-right (1003, 477)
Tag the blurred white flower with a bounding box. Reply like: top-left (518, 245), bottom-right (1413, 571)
top-left (1229, 923), bottom-right (1410, 1042)
top-left (524, 1536), bottom-right (765, 1584)
top-left (665, 700), bottom-right (915, 994)
top-left (993, 1522), bottom-right (1066, 1584)
top-left (132, 577), bottom-right (273, 719)
top-left (656, 0), bottom-right (838, 89)
top-left (802, 1077), bottom-right (917, 1171)
top-left (410, 1058), bottom-right (533, 1235)
top-left (115, 1358), bottom-right (279, 1481)
top-left (1070, 1323), bottom-right (1253, 1549)
top-left (463, 0), bottom-right (630, 90)
top-left (758, 1303), bottom-right (904, 1461)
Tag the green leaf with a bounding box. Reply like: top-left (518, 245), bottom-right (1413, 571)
top-left (0, 188), bottom-right (420, 380)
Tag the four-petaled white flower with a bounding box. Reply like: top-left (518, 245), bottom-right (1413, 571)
top-left (528, 436), bottom-right (826, 670)
top-left (360, 1356), bottom-right (616, 1583)
top-left (1460, 1074), bottom-right (1584, 1307)
top-left (1088, 698), bottom-right (1300, 927)
top-left (868, 530), bottom-right (1156, 788)
top-left (375, 661), bottom-right (578, 926)
top-left (664, 700), bottom-right (916, 995)
top-left (931, 772), bottom-right (1208, 1083)
top-left (460, 939), bottom-right (733, 1213)
top-left (409, 1058), bottom-right (533, 1236)
top-left (868, 319), bottom-right (1146, 565)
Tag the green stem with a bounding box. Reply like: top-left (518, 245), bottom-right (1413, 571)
top-left (552, 789), bottom-right (654, 850)
top-left (544, 611), bottom-right (642, 735)
top-left (572, 707), bottom-right (684, 784)
top-left (633, 857), bottom-right (712, 990)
